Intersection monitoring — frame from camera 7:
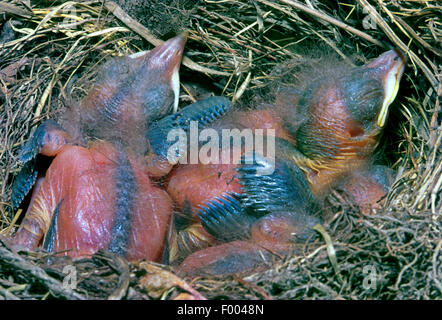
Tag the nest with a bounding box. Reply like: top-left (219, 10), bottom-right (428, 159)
top-left (0, 0), bottom-right (440, 300)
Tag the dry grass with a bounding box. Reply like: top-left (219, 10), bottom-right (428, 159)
top-left (0, 0), bottom-right (440, 299)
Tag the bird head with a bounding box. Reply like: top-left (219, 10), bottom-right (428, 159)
top-left (74, 33), bottom-right (187, 150)
top-left (129, 32), bottom-right (187, 118)
top-left (293, 49), bottom-right (406, 163)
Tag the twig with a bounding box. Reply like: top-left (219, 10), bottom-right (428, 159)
top-left (101, 252), bottom-right (130, 300)
top-left (104, 1), bottom-right (230, 76)
top-left (394, 16), bottom-right (442, 57)
top-left (0, 284), bottom-right (20, 300)
top-left (0, 2), bottom-right (32, 17)
top-left (357, 0), bottom-right (438, 90)
top-left (313, 224), bottom-right (342, 281)
top-left (0, 240), bottom-right (85, 300)
top-left (233, 275), bottom-right (273, 300)
top-left (268, 0), bottom-right (384, 47)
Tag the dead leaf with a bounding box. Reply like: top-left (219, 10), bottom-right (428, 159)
top-left (0, 57), bottom-right (31, 83)
top-left (138, 262), bottom-right (206, 300)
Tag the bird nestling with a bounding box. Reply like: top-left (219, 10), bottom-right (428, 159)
top-left (159, 49), bottom-right (406, 276)
top-left (7, 34), bottom-right (193, 262)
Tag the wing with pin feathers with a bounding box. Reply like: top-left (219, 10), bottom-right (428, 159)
top-left (146, 96), bottom-right (232, 160)
top-left (195, 138), bottom-right (322, 243)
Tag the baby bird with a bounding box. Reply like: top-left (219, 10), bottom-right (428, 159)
top-left (9, 34), bottom-right (187, 262)
top-left (158, 49), bottom-right (406, 275)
